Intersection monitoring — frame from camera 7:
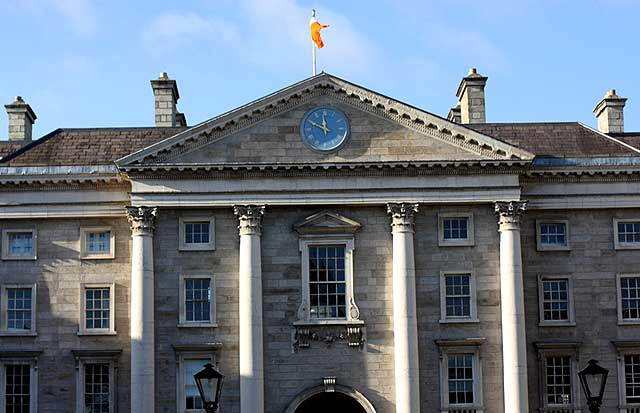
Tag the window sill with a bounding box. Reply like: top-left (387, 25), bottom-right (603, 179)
top-left (1, 256), bottom-right (37, 261)
top-left (441, 405), bottom-right (484, 412)
top-left (77, 330), bottom-right (117, 336)
top-left (615, 244), bottom-right (640, 250)
top-left (438, 241), bottom-right (475, 247)
top-left (618, 320), bottom-right (640, 326)
top-left (536, 246), bottom-right (571, 252)
top-left (293, 319), bottom-right (365, 327)
top-left (0, 331), bottom-right (37, 337)
top-left (439, 318), bottom-right (480, 324)
top-left (178, 245), bottom-right (216, 252)
top-left (81, 255), bottom-right (115, 260)
top-left (539, 322), bottom-right (576, 327)
top-left (177, 322), bottom-right (218, 328)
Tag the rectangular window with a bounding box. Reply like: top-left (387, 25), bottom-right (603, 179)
top-left (81, 227), bottom-right (115, 259)
top-left (545, 355), bottom-right (573, 406)
top-left (620, 276), bottom-right (640, 322)
top-left (79, 284), bottom-right (115, 335)
top-left (175, 352), bottom-right (218, 413)
top-left (538, 276), bottom-right (575, 326)
top-left (309, 245), bottom-right (346, 319)
top-left (1, 284), bottom-right (36, 335)
top-left (625, 354), bottom-right (640, 404)
top-left (184, 359), bottom-right (206, 410)
top-left (614, 219), bottom-right (640, 249)
top-left (448, 354), bottom-right (475, 405)
top-left (5, 364), bottom-right (31, 412)
top-left (179, 216), bottom-right (215, 251)
top-left (2, 229), bottom-right (37, 260)
top-left (179, 275), bottom-right (216, 327)
top-left (440, 272), bottom-right (478, 323)
top-left (536, 220), bottom-right (570, 251)
top-left (444, 218), bottom-right (468, 241)
top-left (84, 363), bottom-right (110, 413)
top-left (436, 339), bottom-right (484, 411)
top-left (438, 213), bottom-right (474, 246)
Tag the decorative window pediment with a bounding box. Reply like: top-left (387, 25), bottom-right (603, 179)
top-left (294, 211), bottom-right (361, 236)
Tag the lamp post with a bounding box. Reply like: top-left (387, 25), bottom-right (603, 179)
top-left (578, 359), bottom-right (609, 413)
top-left (193, 363), bottom-right (224, 413)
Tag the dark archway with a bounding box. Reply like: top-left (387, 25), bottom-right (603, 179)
top-left (295, 391), bottom-right (367, 413)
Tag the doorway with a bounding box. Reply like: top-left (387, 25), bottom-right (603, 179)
top-left (294, 391), bottom-right (367, 413)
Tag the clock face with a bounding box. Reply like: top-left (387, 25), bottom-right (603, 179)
top-left (300, 106), bottom-right (350, 152)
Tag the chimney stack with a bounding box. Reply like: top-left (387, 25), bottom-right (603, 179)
top-left (447, 103), bottom-right (461, 123)
top-left (4, 96), bottom-right (37, 142)
top-left (151, 72), bottom-right (185, 127)
top-left (594, 89), bottom-right (626, 134)
top-left (456, 68), bottom-right (488, 124)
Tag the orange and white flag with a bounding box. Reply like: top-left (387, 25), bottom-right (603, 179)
top-left (310, 14), bottom-right (329, 48)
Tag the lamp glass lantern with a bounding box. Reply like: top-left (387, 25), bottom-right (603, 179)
top-left (578, 359), bottom-right (609, 409)
top-left (193, 363), bottom-right (224, 412)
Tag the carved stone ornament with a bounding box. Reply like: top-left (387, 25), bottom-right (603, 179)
top-left (292, 324), bottom-right (366, 353)
top-left (126, 206), bottom-right (158, 235)
top-left (494, 201), bottom-right (528, 226)
top-left (387, 203), bottom-right (419, 233)
top-left (234, 205), bottom-right (265, 236)
top-left (323, 377), bottom-right (337, 393)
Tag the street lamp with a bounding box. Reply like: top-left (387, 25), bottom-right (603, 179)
top-left (193, 363), bottom-right (224, 413)
top-left (578, 359), bottom-right (609, 413)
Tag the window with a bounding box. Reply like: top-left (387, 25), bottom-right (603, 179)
top-left (79, 284), bottom-right (115, 335)
top-left (439, 272), bottom-right (478, 323)
top-left (436, 338), bottom-right (484, 411)
top-left (1, 284), bottom-right (37, 336)
top-left (614, 342), bottom-right (640, 410)
top-left (534, 342), bottom-right (580, 410)
top-left (0, 354), bottom-right (39, 413)
top-left (179, 216), bottom-right (215, 251)
top-left (538, 275), bottom-right (575, 326)
top-left (617, 274), bottom-right (640, 324)
top-left (72, 350), bottom-right (120, 413)
top-left (2, 229), bottom-right (37, 260)
top-left (614, 219), bottom-right (640, 250)
top-left (438, 213), bottom-right (474, 247)
top-left (80, 227), bottom-right (115, 259)
top-left (179, 274), bottom-right (216, 327)
top-left (536, 220), bottom-right (570, 251)
top-left (173, 347), bottom-right (219, 413)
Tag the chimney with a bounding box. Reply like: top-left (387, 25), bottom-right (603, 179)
top-left (447, 103), bottom-right (461, 123)
top-left (5, 96), bottom-right (37, 142)
top-left (456, 68), bottom-right (488, 124)
top-left (593, 89), bottom-right (626, 133)
top-left (150, 72), bottom-right (181, 127)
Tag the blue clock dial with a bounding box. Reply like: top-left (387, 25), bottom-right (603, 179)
top-left (300, 106), bottom-right (350, 152)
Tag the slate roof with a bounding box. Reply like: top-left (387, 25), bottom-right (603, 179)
top-left (0, 142), bottom-right (26, 159)
top-left (468, 123), bottom-right (640, 157)
top-left (1, 127), bottom-right (186, 166)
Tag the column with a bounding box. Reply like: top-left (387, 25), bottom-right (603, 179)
top-left (234, 205), bottom-right (265, 413)
top-left (126, 206), bottom-right (157, 413)
top-left (494, 201), bottom-right (529, 413)
top-left (387, 203), bottom-right (421, 413)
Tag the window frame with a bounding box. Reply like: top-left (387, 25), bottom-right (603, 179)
top-left (1, 228), bottom-right (37, 260)
top-left (439, 271), bottom-right (479, 324)
top-left (174, 348), bottom-right (218, 413)
top-left (78, 283), bottom-right (116, 336)
top-left (435, 338), bottom-right (485, 411)
top-left (534, 342), bottom-right (581, 411)
top-left (537, 274), bottom-right (576, 327)
top-left (536, 220), bottom-right (571, 251)
top-left (178, 274), bottom-right (217, 328)
top-left (0, 284), bottom-right (37, 336)
top-left (80, 227), bottom-right (115, 260)
top-left (179, 216), bottom-right (215, 251)
top-left (438, 212), bottom-right (475, 247)
top-left (0, 352), bottom-right (40, 413)
top-left (613, 341), bottom-right (640, 410)
top-left (617, 274), bottom-right (640, 325)
top-left (614, 219), bottom-right (640, 250)
top-left (72, 350), bottom-right (120, 413)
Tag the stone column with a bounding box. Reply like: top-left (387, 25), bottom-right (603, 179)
top-left (387, 203), bottom-right (421, 413)
top-left (126, 206), bottom-right (158, 413)
top-left (234, 205), bottom-right (266, 413)
top-left (494, 201), bottom-right (529, 413)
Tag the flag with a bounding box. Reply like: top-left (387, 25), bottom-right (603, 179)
top-left (310, 15), bottom-right (329, 48)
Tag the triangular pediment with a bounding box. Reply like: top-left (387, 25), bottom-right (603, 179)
top-left (294, 211), bottom-right (361, 235)
top-left (116, 73), bottom-right (533, 169)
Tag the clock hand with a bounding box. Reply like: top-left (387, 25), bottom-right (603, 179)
top-left (321, 114), bottom-right (329, 135)
top-left (307, 119), bottom-right (330, 134)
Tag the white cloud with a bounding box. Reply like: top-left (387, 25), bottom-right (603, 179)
top-left (4, 0), bottom-right (98, 35)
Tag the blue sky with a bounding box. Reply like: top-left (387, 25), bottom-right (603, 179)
top-left (0, 0), bottom-right (638, 139)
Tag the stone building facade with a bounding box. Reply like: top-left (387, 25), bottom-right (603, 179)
top-left (1, 70), bottom-right (639, 413)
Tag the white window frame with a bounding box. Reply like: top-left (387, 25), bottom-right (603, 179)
top-left (617, 274), bottom-right (640, 325)
top-left (1, 229), bottom-right (37, 260)
top-left (537, 274), bottom-right (576, 326)
top-left (178, 274), bottom-right (217, 328)
top-left (438, 212), bottom-right (475, 247)
top-left (436, 338), bottom-right (485, 412)
top-left (0, 352), bottom-right (40, 413)
top-left (175, 350), bottom-right (217, 413)
top-left (78, 283), bottom-right (116, 336)
top-left (179, 216), bottom-right (215, 251)
top-left (535, 342), bottom-right (581, 411)
top-left (72, 350), bottom-right (120, 413)
top-left (614, 342), bottom-right (640, 411)
top-left (80, 227), bottom-right (115, 259)
top-left (439, 271), bottom-right (479, 323)
top-left (614, 219), bottom-right (640, 250)
top-left (536, 220), bottom-right (571, 251)
top-left (0, 284), bottom-right (37, 336)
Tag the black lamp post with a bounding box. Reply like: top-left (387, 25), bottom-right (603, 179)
top-left (193, 363), bottom-right (224, 413)
top-left (578, 359), bottom-right (609, 413)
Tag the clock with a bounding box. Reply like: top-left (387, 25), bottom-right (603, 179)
top-left (300, 106), bottom-right (350, 152)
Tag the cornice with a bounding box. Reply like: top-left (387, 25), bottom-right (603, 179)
top-left (0, 178), bottom-right (127, 191)
top-left (524, 168), bottom-right (640, 183)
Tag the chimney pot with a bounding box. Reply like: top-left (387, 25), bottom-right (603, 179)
top-left (150, 71), bottom-right (181, 127)
top-left (594, 89), bottom-right (627, 133)
top-left (5, 96), bottom-right (37, 142)
top-left (455, 68), bottom-right (488, 124)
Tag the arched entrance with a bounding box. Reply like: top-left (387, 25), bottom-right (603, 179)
top-left (284, 384), bottom-right (376, 413)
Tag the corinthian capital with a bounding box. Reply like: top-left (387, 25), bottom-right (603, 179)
top-left (126, 206), bottom-right (158, 235)
top-left (234, 205), bottom-right (265, 236)
top-left (494, 201), bottom-right (527, 226)
top-left (387, 203), bottom-right (419, 233)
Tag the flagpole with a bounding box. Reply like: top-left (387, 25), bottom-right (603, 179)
top-left (311, 9), bottom-right (317, 76)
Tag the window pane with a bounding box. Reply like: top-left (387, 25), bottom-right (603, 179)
top-left (443, 218), bottom-right (469, 241)
top-left (5, 364), bottom-right (30, 412)
top-left (185, 279), bottom-right (211, 322)
top-left (85, 288), bottom-right (111, 329)
top-left (545, 356), bottom-right (572, 405)
top-left (185, 222), bottom-right (210, 244)
top-left (8, 232), bottom-right (33, 256)
top-left (445, 274), bottom-right (471, 318)
top-left (448, 354), bottom-right (474, 405)
top-left (621, 277), bottom-right (640, 320)
top-left (87, 231), bottom-right (111, 254)
top-left (7, 288), bottom-right (32, 330)
top-left (184, 359), bottom-right (209, 409)
top-left (619, 222), bottom-right (640, 244)
top-left (625, 354), bottom-right (640, 403)
top-left (541, 279), bottom-right (570, 321)
top-left (308, 245), bottom-right (346, 319)
top-left (85, 363), bottom-right (110, 413)
top-left (540, 223), bottom-right (567, 246)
